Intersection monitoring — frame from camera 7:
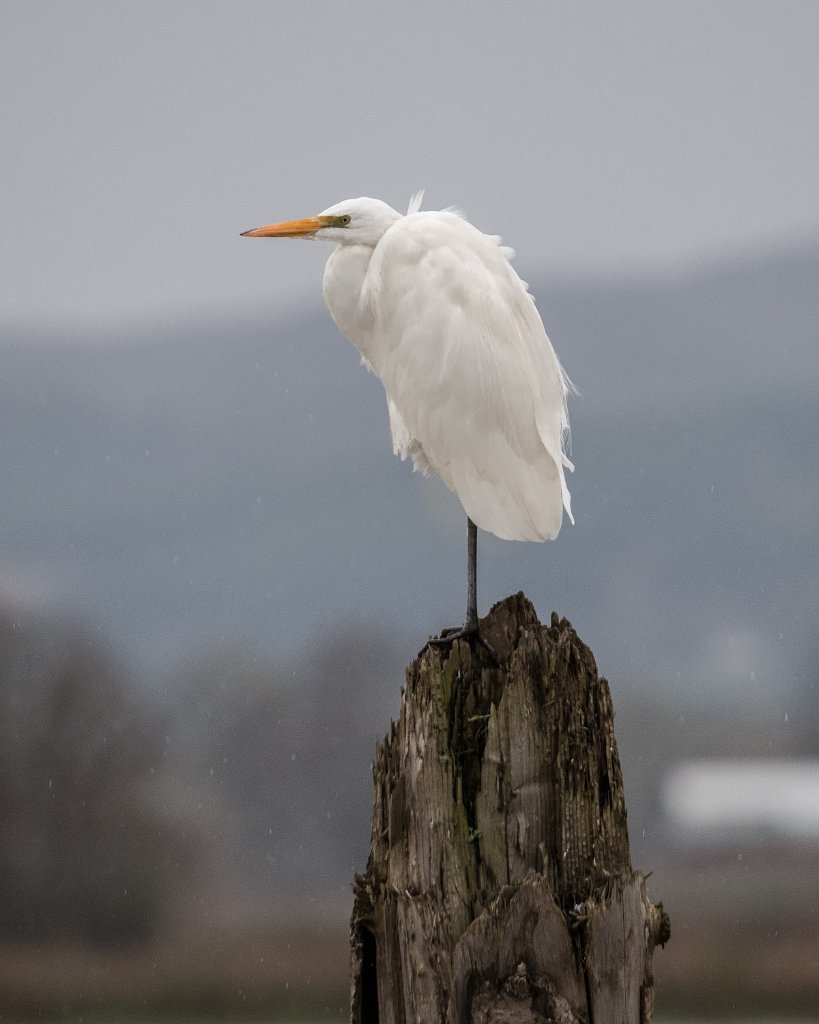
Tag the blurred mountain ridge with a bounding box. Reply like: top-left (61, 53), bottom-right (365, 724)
top-left (1, 239), bottom-right (817, 697)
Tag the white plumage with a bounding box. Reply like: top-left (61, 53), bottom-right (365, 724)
top-left (242, 195), bottom-right (574, 637)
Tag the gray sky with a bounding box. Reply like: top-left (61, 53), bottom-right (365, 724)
top-left (2, 0), bottom-right (818, 328)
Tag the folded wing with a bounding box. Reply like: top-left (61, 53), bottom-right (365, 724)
top-left (363, 211), bottom-right (573, 542)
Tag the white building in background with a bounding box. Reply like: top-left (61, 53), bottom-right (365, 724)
top-left (662, 759), bottom-right (819, 842)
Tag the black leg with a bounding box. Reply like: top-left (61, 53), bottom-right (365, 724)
top-left (465, 516), bottom-right (478, 631)
top-left (423, 516), bottom-right (495, 660)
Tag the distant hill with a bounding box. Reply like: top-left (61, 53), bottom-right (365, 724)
top-left (2, 241), bottom-right (817, 701)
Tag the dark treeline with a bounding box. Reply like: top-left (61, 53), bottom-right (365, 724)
top-left (1, 600), bottom-right (817, 948)
top-left (0, 608), bottom-right (189, 944)
top-left (0, 604), bottom-right (397, 945)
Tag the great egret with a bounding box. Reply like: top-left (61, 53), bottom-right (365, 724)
top-left (242, 194), bottom-right (574, 648)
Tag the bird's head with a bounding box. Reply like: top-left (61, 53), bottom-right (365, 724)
top-left (241, 197), bottom-right (401, 247)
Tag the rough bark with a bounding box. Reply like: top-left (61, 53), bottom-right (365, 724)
top-left (351, 593), bottom-right (669, 1024)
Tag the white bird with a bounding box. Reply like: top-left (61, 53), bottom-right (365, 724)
top-left (242, 194), bottom-right (574, 649)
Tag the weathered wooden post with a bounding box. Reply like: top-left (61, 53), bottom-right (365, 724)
top-left (350, 592), bottom-right (669, 1023)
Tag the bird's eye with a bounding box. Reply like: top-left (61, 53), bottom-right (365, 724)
top-left (339, 215), bottom-right (351, 226)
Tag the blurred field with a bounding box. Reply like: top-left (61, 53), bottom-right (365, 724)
top-left (0, 923), bottom-right (349, 1021)
top-left (650, 843), bottom-right (819, 1015)
top-left (2, 848), bottom-right (818, 1023)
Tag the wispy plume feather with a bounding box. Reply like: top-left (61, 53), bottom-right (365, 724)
top-left (407, 189), bottom-right (425, 214)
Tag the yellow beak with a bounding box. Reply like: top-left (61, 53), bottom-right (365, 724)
top-left (240, 215), bottom-right (327, 238)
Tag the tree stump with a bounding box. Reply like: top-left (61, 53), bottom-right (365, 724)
top-left (350, 593), bottom-right (669, 1024)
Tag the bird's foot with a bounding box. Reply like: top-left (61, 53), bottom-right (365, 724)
top-left (421, 618), bottom-right (497, 662)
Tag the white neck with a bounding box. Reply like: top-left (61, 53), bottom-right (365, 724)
top-left (322, 244), bottom-right (379, 365)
